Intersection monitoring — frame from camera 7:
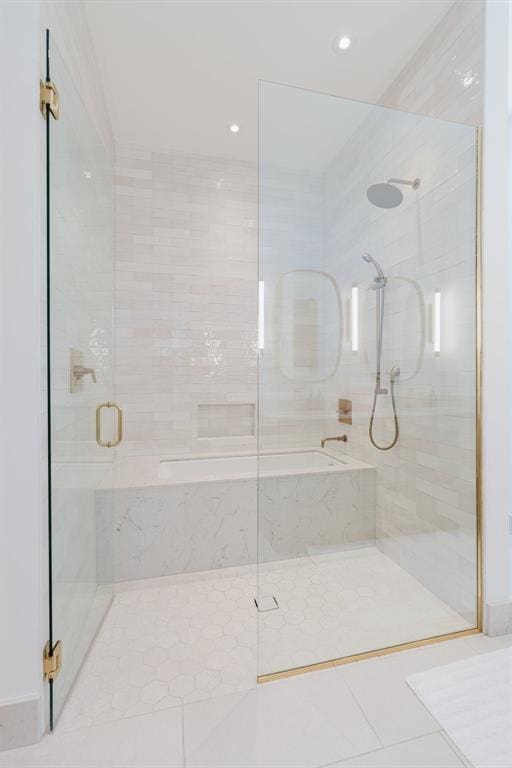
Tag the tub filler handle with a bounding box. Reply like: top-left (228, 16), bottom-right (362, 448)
top-left (96, 402), bottom-right (123, 448)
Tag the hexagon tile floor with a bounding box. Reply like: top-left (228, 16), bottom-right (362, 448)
top-left (58, 566), bottom-right (258, 732)
top-left (58, 547), bottom-right (473, 732)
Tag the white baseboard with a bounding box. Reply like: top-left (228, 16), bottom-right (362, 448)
top-left (0, 696), bottom-right (41, 751)
top-left (484, 600), bottom-right (512, 636)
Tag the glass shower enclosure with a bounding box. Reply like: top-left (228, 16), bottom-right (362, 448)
top-left (43, 50), bottom-right (481, 725)
top-left (257, 82), bottom-right (480, 680)
top-left (45, 32), bottom-right (115, 726)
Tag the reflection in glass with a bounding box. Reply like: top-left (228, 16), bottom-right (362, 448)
top-left (258, 81), bottom-right (478, 677)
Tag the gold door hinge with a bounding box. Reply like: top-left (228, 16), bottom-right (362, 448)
top-left (40, 80), bottom-right (59, 120)
top-left (43, 640), bottom-right (62, 680)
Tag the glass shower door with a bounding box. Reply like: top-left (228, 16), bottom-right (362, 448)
top-left (45, 32), bottom-right (115, 726)
top-left (257, 81), bottom-right (480, 679)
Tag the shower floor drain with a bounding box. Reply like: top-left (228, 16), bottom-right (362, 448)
top-left (254, 595), bottom-right (279, 612)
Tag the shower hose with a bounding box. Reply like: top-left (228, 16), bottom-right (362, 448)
top-left (368, 368), bottom-right (400, 451)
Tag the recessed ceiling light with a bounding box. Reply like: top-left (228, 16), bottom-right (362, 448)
top-left (333, 34), bottom-right (352, 53)
top-left (229, 123), bottom-right (240, 134)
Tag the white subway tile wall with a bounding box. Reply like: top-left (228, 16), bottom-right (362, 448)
top-left (322, 108), bottom-right (478, 624)
top-left (113, 0), bottom-right (483, 628)
top-left (322, 0), bottom-right (483, 623)
top-left (258, 166), bottom-right (326, 450)
top-left (115, 147), bottom-right (326, 455)
top-left (198, 403), bottom-right (255, 439)
top-left (380, 0), bottom-right (483, 125)
top-left (115, 147), bottom-right (258, 456)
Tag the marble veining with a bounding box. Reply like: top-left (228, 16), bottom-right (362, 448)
top-left (258, 468), bottom-right (376, 563)
top-left (97, 464), bottom-right (375, 583)
top-left (97, 479), bottom-right (257, 582)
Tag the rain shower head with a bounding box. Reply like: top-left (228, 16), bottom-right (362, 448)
top-left (367, 182), bottom-right (403, 209)
top-left (366, 177), bottom-right (420, 209)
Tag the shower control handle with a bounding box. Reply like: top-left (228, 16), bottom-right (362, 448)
top-left (74, 365), bottom-right (97, 383)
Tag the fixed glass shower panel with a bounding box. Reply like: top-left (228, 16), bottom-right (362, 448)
top-left (46, 33), bottom-right (115, 725)
top-left (257, 81), bottom-right (479, 678)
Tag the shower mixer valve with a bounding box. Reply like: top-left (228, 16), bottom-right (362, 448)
top-left (69, 347), bottom-right (97, 393)
top-left (375, 368), bottom-right (400, 395)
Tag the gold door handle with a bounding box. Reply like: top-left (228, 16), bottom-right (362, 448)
top-left (96, 402), bottom-right (123, 447)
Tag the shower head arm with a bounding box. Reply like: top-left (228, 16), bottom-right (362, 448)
top-left (386, 177), bottom-right (421, 190)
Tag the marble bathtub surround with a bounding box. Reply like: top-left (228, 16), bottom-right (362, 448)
top-left (257, 467), bottom-right (375, 563)
top-left (100, 458), bottom-right (375, 582)
top-left (97, 479), bottom-right (257, 582)
top-left (114, 448), bottom-right (371, 487)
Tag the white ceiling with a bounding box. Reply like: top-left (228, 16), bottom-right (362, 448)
top-left (85, 0), bottom-right (454, 165)
top-left (260, 82), bottom-right (378, 173)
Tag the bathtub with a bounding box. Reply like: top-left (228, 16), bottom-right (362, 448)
top-left (158, 450), bottom-right (366, 484)
top-left (98, 449), bottom-right (376, 583)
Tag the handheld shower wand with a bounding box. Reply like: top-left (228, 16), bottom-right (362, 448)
top-left (361, 254), bottom-right (400, 451)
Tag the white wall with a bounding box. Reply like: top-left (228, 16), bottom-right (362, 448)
top-left (482, 0), bottom-right (512, 627)
top-left (0, 0), bottom-right (46, 738)
top-left (0, 0), bottom-right (114, 745)
top-left (40, 1), bottom-right (113, 152)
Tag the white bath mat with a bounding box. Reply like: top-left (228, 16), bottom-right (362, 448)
top-left (407, 647), bottom-right (512, 768)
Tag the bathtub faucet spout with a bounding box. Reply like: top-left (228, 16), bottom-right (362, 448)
top-left (321, 435), bottom-right (348, 448)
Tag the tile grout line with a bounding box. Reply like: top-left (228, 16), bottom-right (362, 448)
top-left (56, 697), bottom-right (183, 736)
top-left (316, 731), bottom-right (460, 768)
top-left (58, 674), bottom-right (260, 739)
top-left (343, 679), bottom-right (384, 751)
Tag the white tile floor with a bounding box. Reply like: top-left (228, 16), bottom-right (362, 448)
top-left (258, 547), bottom-right (473, 674)
top-left (4, 633), bottom-right (512, 768)
top-left (57, 566), bottom-right (258, 732)
top-left (54, 547), bottom-right (472, 733)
